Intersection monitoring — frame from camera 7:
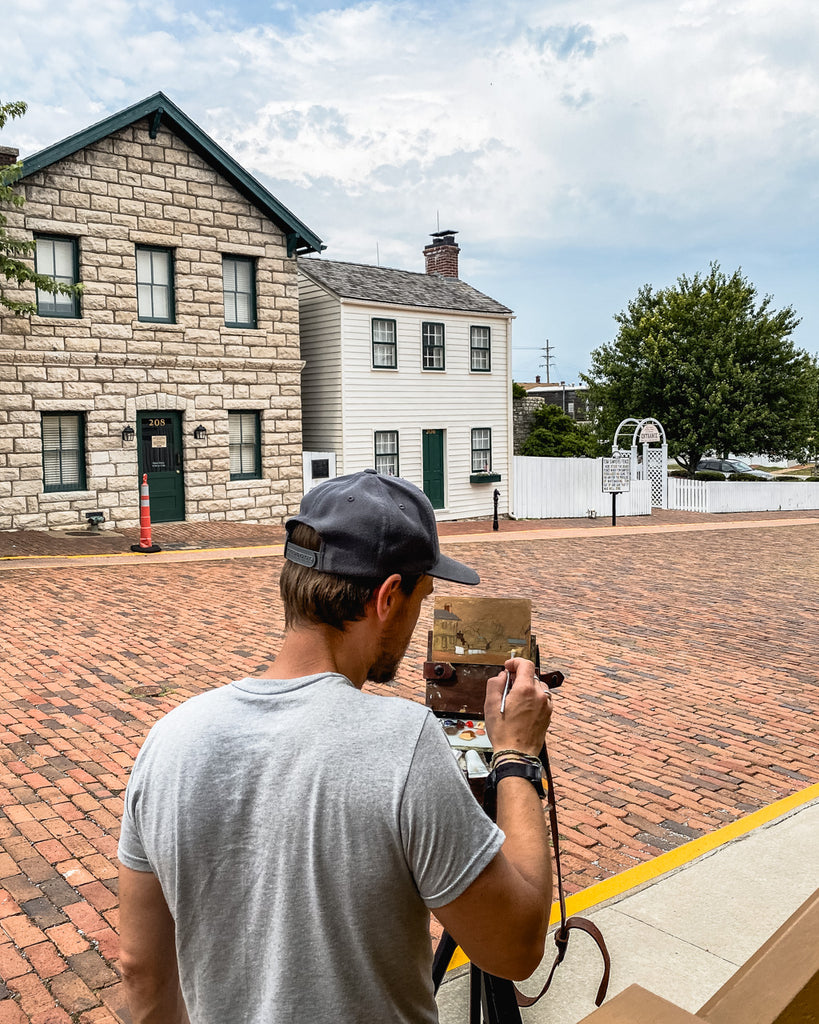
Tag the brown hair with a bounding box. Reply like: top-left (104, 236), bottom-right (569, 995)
top-left (280, 522), bottom-right (420, 631)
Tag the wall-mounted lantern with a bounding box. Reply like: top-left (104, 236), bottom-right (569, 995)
top-left (193, 424), bottom-right (207, 441)
top-left (121, 425), bottom-right (135, 442)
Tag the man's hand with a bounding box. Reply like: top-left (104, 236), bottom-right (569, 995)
top-left (485, 657), bottom-right (552, 755)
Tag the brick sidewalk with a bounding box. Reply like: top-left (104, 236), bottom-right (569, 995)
top-left (1, 516), bottom-right (817, 1020)
top-left (0, 506), bottom-right (815, 560)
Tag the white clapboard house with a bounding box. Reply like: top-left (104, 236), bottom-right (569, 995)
top-left (297, 231), bottom-right (514, 520)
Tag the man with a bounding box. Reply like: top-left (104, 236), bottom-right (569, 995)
top-left (118, 469), bottom-right (553, 1023)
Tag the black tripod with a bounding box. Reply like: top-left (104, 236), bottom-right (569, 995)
top-left (433, 930), bottom-right (524, 1024)
top-left (431, 744), bottom-right (610, 1024)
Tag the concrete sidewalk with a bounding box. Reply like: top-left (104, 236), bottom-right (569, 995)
top-left (437, 794), bottom-right (819, 1023)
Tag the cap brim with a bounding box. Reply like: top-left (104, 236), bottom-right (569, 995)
top-left (427, 552), bottom-right (480, 586)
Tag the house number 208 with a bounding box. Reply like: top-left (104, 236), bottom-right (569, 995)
top-left (148, 419), bottom-right (167, 427)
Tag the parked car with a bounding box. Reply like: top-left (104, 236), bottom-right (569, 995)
top-left (696, 459), bottom-right (773, 480)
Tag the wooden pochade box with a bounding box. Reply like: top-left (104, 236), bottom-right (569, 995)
top-left (423, 595), bottom-right (564, 801)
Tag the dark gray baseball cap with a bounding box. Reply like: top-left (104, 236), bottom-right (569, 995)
top-left (284, 469), bottom-right (479, 585)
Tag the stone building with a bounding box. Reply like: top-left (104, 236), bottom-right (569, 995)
top-left (0, 93), bottom-right (323, 531)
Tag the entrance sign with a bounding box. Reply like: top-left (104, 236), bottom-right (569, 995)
top-left (602, 457), bottom-right (631, 494)
top-left (638, 424), bottom-right (661, 444)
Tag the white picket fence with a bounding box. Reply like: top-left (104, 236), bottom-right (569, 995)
top-left (512, 457), bottom-right (652, 519)
top-left (668, 477), bottom-right (819, 513)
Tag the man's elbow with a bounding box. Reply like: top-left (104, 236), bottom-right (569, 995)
top-left (469, 910), bottom-right (549, 980)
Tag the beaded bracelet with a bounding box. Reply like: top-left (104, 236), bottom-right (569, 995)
top-left (489, 748), bottom-right (543, 772)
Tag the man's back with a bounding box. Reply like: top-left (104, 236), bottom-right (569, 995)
top-left (119, 672), bottom-right (501, 1024)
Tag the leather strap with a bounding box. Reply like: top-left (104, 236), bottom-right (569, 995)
top-left (513, 745), bottom-right (611, 1008)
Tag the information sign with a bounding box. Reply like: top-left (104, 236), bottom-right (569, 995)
top-left (602, 457), bottom-right (631, 494)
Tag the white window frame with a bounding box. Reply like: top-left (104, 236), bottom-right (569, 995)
top-left (229, 411), bottom-right (261, 479)
top-left (372, 318), bottom-right (397, 368)
top-left (470, 326), bottom-right (491, 372)
top-left (374, 430), bottom-right (399, 476)
top-left (422, 322), bottom-right (445, 370)
top-left (35, 236), bottom-right (80, 318)
top-left (136, 246), bottom-right (174, 322)
top-left (471, 427), bottom-right (492, 473)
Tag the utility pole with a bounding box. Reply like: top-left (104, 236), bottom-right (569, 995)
top-left (539, 340), bottom-right (555, 384)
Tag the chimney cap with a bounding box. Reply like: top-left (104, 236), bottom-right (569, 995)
top-left (0, 146), bottom-right (20, 167)
top-left (429, 229), bottom-right (458, 243)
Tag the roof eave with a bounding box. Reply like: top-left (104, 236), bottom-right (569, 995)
top-left (20, 91), bottom-right (325, 256)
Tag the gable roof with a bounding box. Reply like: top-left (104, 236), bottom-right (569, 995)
top-left (20, 92), bottom-right (324, 256)
top-left (298, 258), bottom-right (512, 315)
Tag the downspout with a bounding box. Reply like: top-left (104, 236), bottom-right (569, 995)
top-left (506, 314), bottom-right (516, 519)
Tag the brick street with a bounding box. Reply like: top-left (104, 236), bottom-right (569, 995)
top-left (0, 516), bottom-right (817, 1021)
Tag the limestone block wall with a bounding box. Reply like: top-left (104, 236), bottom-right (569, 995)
top-left (0, 118), bottom-right (308, 530)
top-left (512, 395), bottom-right (544, 454)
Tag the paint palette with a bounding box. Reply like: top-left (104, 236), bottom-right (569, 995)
top-left (439, 717), bottom-right (491, 781)
top-left (440, 718), bottom-right (491, 751)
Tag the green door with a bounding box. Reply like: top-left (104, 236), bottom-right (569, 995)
top-left (422, 429), bottom-right (445, 509)
top-left (137, 412), bottom-right (185, 523)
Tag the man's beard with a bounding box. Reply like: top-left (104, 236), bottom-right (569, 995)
top-left (366, 649), bottom-right (401, 686)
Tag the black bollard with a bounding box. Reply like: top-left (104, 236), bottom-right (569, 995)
top-left (493, 488), bottom-right (500, 531)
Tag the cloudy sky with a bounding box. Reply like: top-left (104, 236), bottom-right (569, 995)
top-left (4, 0), bottom-right (818, 382)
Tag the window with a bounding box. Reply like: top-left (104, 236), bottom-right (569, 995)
top-left (470, 326), bottom-right (491, 371)
top-left (136, 246), bottom-right (174, 322)
top-left (374, 431), bottom-right (399, 476)
top-left (34, 236), bottom-right (80, 318)
top-left (229, 412), bottom-right (261, 479)
top-left (422, 322), bottom-right (445, 370)
top-left (372, 318), bottom-right (397, 368)
top-left (471, 428), bottom-right (492, 473)
top-left (42, 414), bottom-right (86, 492)
top-left (223, 256), bottom-right (256, 328)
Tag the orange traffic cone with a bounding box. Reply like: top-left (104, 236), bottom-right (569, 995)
top-left (130, 473), bottom-right (162, 553)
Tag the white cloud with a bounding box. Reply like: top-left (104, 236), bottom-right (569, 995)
top-left (3, 0), bottom-right (818, 376)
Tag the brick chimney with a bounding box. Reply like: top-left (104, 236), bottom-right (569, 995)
top-left (0, 146), bottom-right (20, 167)
top-left (424, 229), bottom-right (460, 278)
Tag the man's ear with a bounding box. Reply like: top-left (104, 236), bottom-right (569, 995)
top-left (373, 574), bottom-right (404, 623)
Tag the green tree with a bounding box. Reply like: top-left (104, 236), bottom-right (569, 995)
top-left (520, 402), bottom-right (600, 458)
top-left (1, 99), bottom-right (82, 315)
top-left (582, 263), bottom-right (815, 474)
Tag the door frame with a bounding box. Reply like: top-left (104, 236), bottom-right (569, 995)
top-left (422, 428), bottom-right (445, 510)
top-left (136, 410), bottom-right (185, 523)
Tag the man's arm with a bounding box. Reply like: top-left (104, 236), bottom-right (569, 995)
top-left (433, 658), bottom-right (553, 980)
top-left (118, 865), bottom-right (191, 1024)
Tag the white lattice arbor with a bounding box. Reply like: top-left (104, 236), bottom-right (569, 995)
top-left (612, 417), bottom-right (668, 508)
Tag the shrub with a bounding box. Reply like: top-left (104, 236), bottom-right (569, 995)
top-left (727, 473), bottom-right (765, 481)
top-left (694, 471), bottom-right (725, 481)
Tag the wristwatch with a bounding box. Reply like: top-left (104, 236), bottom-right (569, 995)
top-left (487, 761), bottom-right (546, 798)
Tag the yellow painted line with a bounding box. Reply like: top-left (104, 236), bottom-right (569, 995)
top-left (0, 544), bottom-right (286, 569)
top-left (445, 782), bottom-right (819, 973)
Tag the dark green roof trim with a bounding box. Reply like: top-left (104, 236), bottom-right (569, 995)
top-left (20, 92), bottom-right (325, 256)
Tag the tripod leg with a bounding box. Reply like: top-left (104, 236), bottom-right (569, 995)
top-left (432, 931), bottom-right (459, 994)
top-left (481, 972), bottom-right (524, 1024)
top-left (469, 964), bottom-right (482, 1024)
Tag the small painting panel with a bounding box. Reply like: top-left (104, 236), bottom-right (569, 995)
top-left (432, 596), bottom-right (532, 665)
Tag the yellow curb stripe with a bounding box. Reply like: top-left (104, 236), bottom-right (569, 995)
top-left (445, 782), bottom-right (819, 973)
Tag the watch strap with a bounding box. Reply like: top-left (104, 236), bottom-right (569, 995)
top-left (488, 760), bottom-right (546, 797)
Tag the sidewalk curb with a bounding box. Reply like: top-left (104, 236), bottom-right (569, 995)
top-left (445, 783), bottom-right (819, 972)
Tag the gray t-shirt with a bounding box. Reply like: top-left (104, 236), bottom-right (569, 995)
top-left (118, 673), bottom-right (503, 1024)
